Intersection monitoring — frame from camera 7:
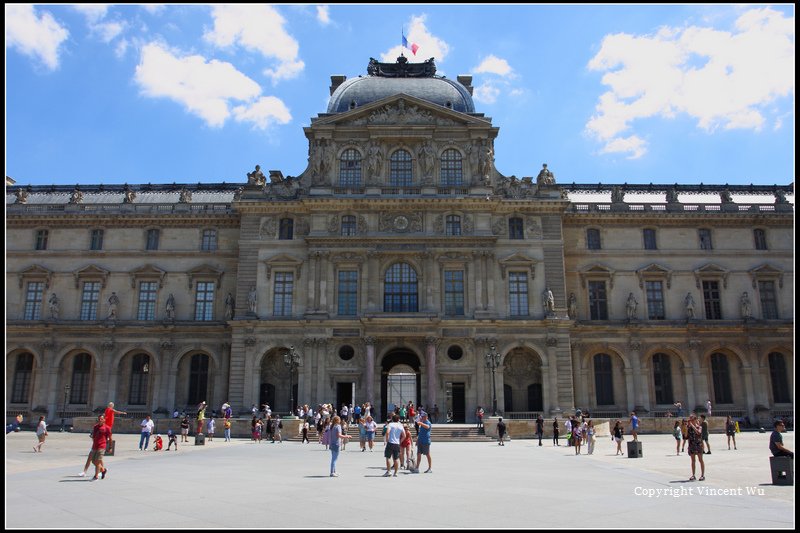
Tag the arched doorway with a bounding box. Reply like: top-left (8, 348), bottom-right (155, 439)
top-left (502, 348), bottom-right (544, 413)
top-left (381, 348), bottom-right (422, 421)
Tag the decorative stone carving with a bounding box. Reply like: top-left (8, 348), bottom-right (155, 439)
top-left (247, 165), bottom-right (266, 186)
top-left (179, 188), bottom-right (192, 203)
top-left (418, 140), bottom-right (436, 181)
top-left (379, 212), bottom-right (422, 233)
top-left (247, 286), bottom-right (257, 315)
top-left (224, 293), bottom-right (235, 320)
top-left (123, 185), bottom-right (136, 203)
top-left (48, 293), bottom-right (60, 319)
top-left (327, 216), bottom-right (340, 234)
top-left (165, 293), bottom-right (176, 321)
top-left (244, 337), bottom-right (256, 347)
top-left (160, 340), bottom-right (175, 352)
top-left (357, 215), bottom-right (368, 235)
top-left (463, 214), bottom-right (474, 235)
top-left (309, 139), bottom-right (332, 185)
top-left (526, 217), bottom-right (543, 239)
top-left (107, 292), bottom-right (120, 319)
top-left (259, 217), bottom-right (277, 239)
top-left (491, 217), bottom-right (506, 236)
top-left (433, 215), bottom-right (443, 234)
top-left (536, 164), bottom-right (556, 185)
top-left (546, 337), bottom-right (558, 347)
top-left (611, 186), bottom-right (625, 204)
top-left (69, 188), bottom-right (83, 204)
top-left (14, 189), bottom-right (28, 204)
top-left (366, 141), bottom-right (383, 184)
top-left (295, 217), bottom-right (310, 236)
top-left (567, 292), bottom-right (577, 319)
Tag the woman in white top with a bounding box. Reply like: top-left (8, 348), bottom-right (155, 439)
top-left (34, 416), bottom-right (48, 453)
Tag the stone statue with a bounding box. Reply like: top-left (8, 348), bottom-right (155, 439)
top-left (740, 292), bottom-right (752, 319)
top-left (247, 165), bottom-right (266, 187)
top-left (543, 287), bottom-right (555, 315)
top-left (107, 292), bottom-right (120, 319)
top-left (179, 188), bottom-right (192, 203)
top-left (367, 141), bottom-right (383, 181)
top-left (14, 189), bottom-right (28, 204)
top-left (536, 164), bottom-right (556, 186)
top-left (685, 292), bottom-right (696, 319)
top-left (720, 189), bottom-right (733, 204)
top-left (665, 188), bottom-right (679, 203)
top-left (418, 140), bottom-right (436, 178)
top-left (309, 139), bottom-right (330, 182)
top-left (248, 286), bottom-right (257, 314)
top-left (123, 187), bottom-right (136, 204)
top-left (224, 292), bottom-right (235, 320)
top-left (568, 292), bottom-right (577, 320)
top-left (69, 189), bottom-right (83, 204)
top-left (611, 186), bottom-right (625, 203)
top-left (165, 293), bottom-right (175, 320)
top-left (479, 141), bottom-right (494, 183)
top-left (626, 292), bottom-right (638, 320)
top-left (468, 141), bottom-right (480, 181)
top-left (48, 293), bottom-right (60, 319)
top-left (775, 190), bottom-right (788, 204)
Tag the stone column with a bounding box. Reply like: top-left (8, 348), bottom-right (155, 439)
top-left (319, 252), bottom-right (331, 312)
top-left (569, 342), bottom-right (581, 412)
top-left (366, 251), bottom-right (378, 312)
top-left (99, 338), bottom-right (116, 409)
top-left (484, 252), bottom-right (495, 312)
top-left (364, 337), bottom-right (376, 404)
top-left (37, 339), bottom-right (57, 420)
top-left (546, 338), bottom-right (561, 415)
top-left (623, 368), bottom-right (635, 412)
top-left (472, 251), bottom-right (484, 311)
top-left (743, 342), bottom-right (760, 415)
top-left (312, 251), bottom-right (322, 312)
top-left (628, 339), bottom-right (647, 410)
top-left (687, 339), bottom-right (706, 412)
top-left (425, 337), bottom-right (438, 410)
top-left (424, 252), bottom-right (435, 312)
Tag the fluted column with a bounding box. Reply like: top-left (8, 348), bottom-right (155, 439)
top-left (363, 337), bottom-right (376, 404)
top-left (425, 337), bottom-right (438, 410)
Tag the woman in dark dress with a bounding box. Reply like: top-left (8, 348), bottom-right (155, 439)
top-left (687, 414), bottom-right (706, 481)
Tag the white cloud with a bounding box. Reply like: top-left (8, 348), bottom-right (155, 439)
top-left (141, 5), bottom-right (166, 15)
top-left (95, 21), bottom-right (124, 43)
top-left (135, 42), bottom-right (262, 127)
top-left (233, 96), bottom-right (292, 130)
top-left (473, 55), bottom-right (514, 77)
top-left (380, 14), bottom-right (450, 63)
top-left (473, 82), bottom-right (500, 105)
top-left (73, 4), bottom-right (109, 24)
top-left (204, 5), bottom-right (304, 83)
top-left (5, 4), bottom-right (70, 70)
top-left (316, 6), bottom-right (331, 26)
top-left (586, 7), bottom-right (795, 159)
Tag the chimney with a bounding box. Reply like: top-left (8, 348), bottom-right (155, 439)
top-left (330, 75), bottom-right (347, 96)
top-left (457, 75), bottom-right (473, 96)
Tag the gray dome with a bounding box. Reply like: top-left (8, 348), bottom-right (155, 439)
top-left (327, 62), bottom-right (475, 114)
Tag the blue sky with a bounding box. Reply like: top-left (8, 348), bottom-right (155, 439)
top-left (6, 4), bottom-right (795, 187)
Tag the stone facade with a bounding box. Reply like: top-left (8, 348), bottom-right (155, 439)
top-left (6, 58), bottom-right (794, 425)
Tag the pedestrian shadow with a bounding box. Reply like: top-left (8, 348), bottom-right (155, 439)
top-left (59, 478), bottom-right (94, 482)
top-left (669, 479), bottom-right (699, 483)
top-left (302, 475), bottom-right (331, 478)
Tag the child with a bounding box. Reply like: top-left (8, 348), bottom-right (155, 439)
top-left (166, 429), bottom-right (178, 451)
top-left (224, 418), bottom-right (232, 442)
top-left (400, 424), bottom-right (413, 469)
top-left (206, 417), bottom-right (215, 442)
top-left (152, 434), bottom-right (163, 451)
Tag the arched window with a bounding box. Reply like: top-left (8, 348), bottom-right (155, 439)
top-left (188, 354), bottom-right (209, 406)
top-left (768, 352), bottom-right (790, 403)
top-left (594, 354), bottom-right (614, 405)
top-left (710, 353), bottom-right (733, 404)
top-left (279, 218), bottom-right (294, 240)
top-left (652, 353), bottom-right (674, 404)
top-left (70, 353), bottom-right (92, 404)
top-left (389, 149), bottom-right (413, 187)
top-left (11, 353), bottom-right (34, 404)
top-left (339, 148), bottom-right (362, 187)
top-left (445, 215), bottom-right (461, 236)
top-left (129, 353), bottom-right (150, 405)
top-left (440, 149), bottom-right (462, 186)
top-left (384, 262), bottom-right (418, 312)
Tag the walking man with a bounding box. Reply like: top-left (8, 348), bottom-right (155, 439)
top-left (90, 414), bottom-right (111, 480)
top-left (536, 415), bottom-right (544, 446)
top-left (383, 414), bottom-right (404, 477)
top-left (413, 413), bottom-right (433, 473)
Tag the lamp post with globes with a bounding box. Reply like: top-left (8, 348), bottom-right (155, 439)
top-left (485, 344), bottom-right (501, 416)
top-left (283, 345), bottom-right (301, 416)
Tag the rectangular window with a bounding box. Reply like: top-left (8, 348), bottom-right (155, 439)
top-left (643, 228), bottom-right (657, 250)
top-left (646, 280), bottom-right (665, 319)
top-left (587, 229), bottom-right (601, 250)
top-left (445, 215), bottom-right (461, 236)
top-left (444, 270), bottom-right (465, 316)
top-left (194, 282), bottom-right (215, 321)
top-left (273, 273), bottom-right (294, 316)
top-left (24, 282), bottom-right (44, 320)
top-left (35, 230), bottom-right (48, 250)
top-left (754, 229), bottom-right (767, 250)
top-left (588, 281), bottom-right (608, 320)
top-left (80, 282), bottom-right (100, 320)
top-left (201, 229), bottom-right (217, 251)
top-left (702, 281), bottom-right (722, 320)
top-left (90, 229), bottom-right (104, 251)
top-left (508, 218), bottom-right (524, 240)
top-left (758, 280), bottom-right (778, 319)
top-left (698, 229), bottom-right (712, 250)
top-left (279, 219), bottom-right (294, 240)
top-left (337, 270), bottom-right (358, 316)
top-left (137, 281), bottom-right (158, 320)
top-left (146, 229), bottom-right (160, 251)
top-left (341, 216), bottom-right (357, 236)
top-left (508, 272), bottom-right (528, 316)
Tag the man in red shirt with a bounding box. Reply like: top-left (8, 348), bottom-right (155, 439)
top-left (90, 414), bottom-right (112, 480)
top-left (103, 402), bottom-right (126, 452)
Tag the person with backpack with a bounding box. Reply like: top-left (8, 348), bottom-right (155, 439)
top-left (497, 417), bottom-right (507, 446)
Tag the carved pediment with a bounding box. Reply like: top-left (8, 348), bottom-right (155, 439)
top-left (18, 264), bottom-right (54, 289)
top-left (498, 252), bottom-right (538, 280)
top-left (187, 264), bottom-right (224, 290)
top-left (314, 94), bottom-right (486, 128)
top-left (636, 263), bottom-right (673, 289)
top-left (265, 254), bottom-right (304, 280)
top-left (749, 263), bottom-right (784, 289)
top-left (579, 263), bottom-right (616, 289)
top-left (73, 264), bottom-right (110, 289)
top-left (693, 263), bottom-right (730, 289)
top-left (129, 264), bottom-right (167, 289)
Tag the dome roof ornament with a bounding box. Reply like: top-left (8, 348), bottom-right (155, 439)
top-left (367, 56), bottom-right (436, 78)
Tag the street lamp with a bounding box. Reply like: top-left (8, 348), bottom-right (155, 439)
top-left (283, 345), bottom-right (301, 416)
top-left (61, 384), bottom-right (71, 432)
top-left (485, 344), bottom-right (501, 416)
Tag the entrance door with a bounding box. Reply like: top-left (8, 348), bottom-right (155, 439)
top-left (380, 348), bottom-right (422, 421)
top-left (452, 382), bottom-right (466, 423)
top-left (259, 383), bottom-right (275, 411)
top-left (527, 383), bottom-right (543, 412)
top-left (336, 382), bottom-right (353, 415)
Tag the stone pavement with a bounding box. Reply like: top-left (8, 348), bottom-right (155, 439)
top-left (5, 429), bottom-right (794, 529)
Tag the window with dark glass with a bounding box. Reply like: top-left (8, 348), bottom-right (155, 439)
top-left (188, 354), bottom-right (209, 406)
top-left (384, 262), bottom-right (418, 312)
top-left (279, 218), bottom-right (294, 240)
top-left (594, 354), bottom-right (614, 405)
top-left (753, 229), bottom-right (767, 250)
top-left (646, 280), bottom-right (665, 319)
top-left (758, 280), bottom-right (778, 319)
top-left (643, 228), bottom-right (657, 250)
top-left (35, 229), bottom-right (48, 250)
top-left (341, 215), bottom-right (357, 236)
top-left (702, 280), bottom-right (722, 319)
top-left (337, 270), bottom-right (357, 316)
top-left (201, 229), bottom-right (217, 251)
top-left (137, 281), bottom-right (158, 320)
top-left (339, 148), bottom-right (362, 187)
top-left (698, 229), bottom-right (713, 250)
top-left (509, 217), bottom-right (524, 240)
top-left (70, 353), bottom-right (92, 404)
top-left (710, 353), bottom-right (733, 404)
top-left (339, 345), bottom-right (355, 361)
top-left (273, 272), bottom-right (294, 316)
top-left (587, 228), bottom-right (601, 250)
top-left (80, 282), bottom-right (100, 320)
top-left (444, 270), bottom-right (465, 316)
top-left (509, 272), bottom-right (528, 316)
top-left (768, 352), bottom-right (790, 403)
top-left (440, 148), bottom-right (462, 186)
top-left (445, 215), bottom-right (461, 236)
top-left (90, 229), bottom-right (104, 251)
top-left (652, 353), bottom-right (674, 404)
top-left (389, 149), bottom-right (413, 187)
top-left (129, 353), bottom-right (150, 405)
top-left (24, 282), bottom-right (44, 320)
top-left (11, 353), bottom-right (34, 404)
top-left (588, 281), bottom-right (608, 320)
top-left (146, 229), bottom-right (160, 250)
top-left (194, 281), bottom-right (215, 321)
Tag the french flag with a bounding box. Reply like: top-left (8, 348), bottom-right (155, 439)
top-left (402, 34), bottom-right (419, 56)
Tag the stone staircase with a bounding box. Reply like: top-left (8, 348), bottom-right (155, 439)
top-left (284, 423), bottom-right (491, 443)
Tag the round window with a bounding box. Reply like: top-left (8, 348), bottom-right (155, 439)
top-left (339, 345), bottom-right (355, 361)
top-left (447, 345), bottom-right (463, 361)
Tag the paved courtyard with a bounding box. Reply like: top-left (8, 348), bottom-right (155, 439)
top-left (5, 429), bottom-right (795, 529)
